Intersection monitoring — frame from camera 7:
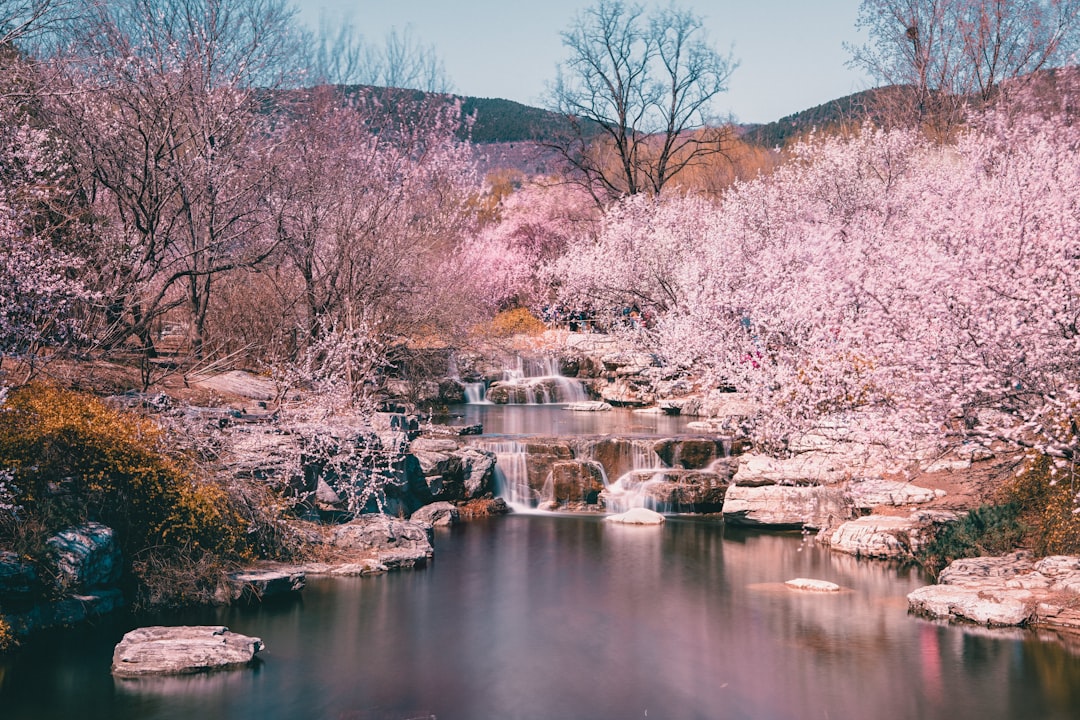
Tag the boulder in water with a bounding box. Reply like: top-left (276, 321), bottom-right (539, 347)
top-left (111, 626), bottom-right (263, 676)
top-left (785, 578), bottom-right (841, 592)
top-left (605, 508), bottom-right (666, 525)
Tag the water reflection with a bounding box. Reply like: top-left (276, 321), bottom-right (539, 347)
top-left (3, 516), bottom-right (1080, 719)
top-left (447, 403), bottom-right (695, 437)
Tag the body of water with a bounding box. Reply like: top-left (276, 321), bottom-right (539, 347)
top-left (445, 403), bottom-right (695, 437)
top-left (4, 516), bottom-right (1080, 720)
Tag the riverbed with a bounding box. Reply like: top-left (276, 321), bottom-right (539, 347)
top-left (3, 515), bottom-right (1080, 720)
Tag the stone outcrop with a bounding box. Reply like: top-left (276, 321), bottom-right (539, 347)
top-left (549, 460), bottom-right (606, 504)
top-left (0, 551), bottom-right (38, 602)
top-left (846, 477), bottom-right (944, 511)
top-left (409, 440), bottom-right (496, 503)
top-left (827, 511), bottom-right (958, 559)
top-left (610, 469), bottom-right (729, 512)
top-left (330, 515), bottom-right (434, 569)
top-left (111, 626), bottom-right (264, 677)
top-left (722, 484), bottom-right (852, 529)
top-left (46, 522), bottom-right (123, 591)
top-left (908, 553), bottom-right (1080, 628)
top-left (219, 570), bottom-right (305, 604)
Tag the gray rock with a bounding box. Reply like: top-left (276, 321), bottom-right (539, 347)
top-left (0, 551), bottom-right (38, 600)
top-left (111, 626), bottom-right (264, 676)
top-left (46, 522), bottom-right (122, 591)
top-left (411, 501), bottom-right (460, 527)
top-left (331, 515), bottom-right (434, 567)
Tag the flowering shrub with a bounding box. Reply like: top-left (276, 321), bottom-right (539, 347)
top-left (0, 385), bottom-right (250, 577)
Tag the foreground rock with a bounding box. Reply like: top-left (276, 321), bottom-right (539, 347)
top-left (605, 508), bottom-right (666, 525)
top-left (111, 626), bottom-right (264, 677)
top-left (908, 553), bottom-right (1080, 628)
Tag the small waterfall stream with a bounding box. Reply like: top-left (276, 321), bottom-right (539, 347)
top-left (475, 434), bottom-right (732, 515)
top-left (468, 356), bottom-right (588, 405)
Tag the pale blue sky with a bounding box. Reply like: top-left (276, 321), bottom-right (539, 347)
top-left (294, 1), bottom-right (870, 125)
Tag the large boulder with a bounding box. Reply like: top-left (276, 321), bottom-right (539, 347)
top-left (827, 512), bottom-right (957, 559)
top-left (46, 523), bottom-right (122, 591)
top-left (722, 484), bottom-right (852, 530)
top-left (411, 501), bottom-right (460, 527)
top-left (111, 626), bottom-right (264, 677)
top-left (331, 515), bottom-right (434, 569)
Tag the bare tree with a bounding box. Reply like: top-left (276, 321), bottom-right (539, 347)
top-left (848, 0), bottom-right (1080, 129)
top-left (47, 0), bottom-right (296, 359)
top-left (301, 15), bottom-right (452, 92)
top-left (547, 0), bottom-right (737, 203)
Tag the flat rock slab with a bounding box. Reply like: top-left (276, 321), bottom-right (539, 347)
top-left (112, 626), bottom-right (264, 677)
top-left (221, 570), bottom-right (305, 603)
top-left (785, 578), bottom-right (842, 592)
top-left (908, 553), bottom-right (1080, 628)
top-left (605, 508), bottom-right (666, 525)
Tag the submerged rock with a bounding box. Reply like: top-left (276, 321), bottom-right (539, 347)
top-left (111, 626), bottom-right (264, 677)
top-left (605, 508), bottom-right (666, 525)
top-left (785, 578), bottom-right (841, 592)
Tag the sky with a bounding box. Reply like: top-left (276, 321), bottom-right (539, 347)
top-left (294, 1), bottom-right (871, 125)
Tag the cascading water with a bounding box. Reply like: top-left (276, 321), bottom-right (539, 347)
top-left (477, 439), bottom-right (534, 511)
top-left (478, 356), bottom-right (588, 405)
top-left (464, 382), bottom-right (489, 404)
top-left (583, 439), bottom-right (674, 514)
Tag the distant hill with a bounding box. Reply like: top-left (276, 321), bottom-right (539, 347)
top-left (741, 86), bottom-right (919, 148)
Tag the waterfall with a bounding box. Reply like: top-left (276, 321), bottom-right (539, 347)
top-left (482, 356), bottom-right (588, 405)
top-left (478, 440), bottom-right (535, 511)
top-left (464, 382), bottom-right (489, 404)
top-left (582, 439), bottom-right (675, 514)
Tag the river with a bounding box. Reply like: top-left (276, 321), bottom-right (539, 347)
top-left (3, 514), bottom-right (1080, 719)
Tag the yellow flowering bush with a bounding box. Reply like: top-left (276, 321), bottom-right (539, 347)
top-left (0, 384), bottom-right (249, 567)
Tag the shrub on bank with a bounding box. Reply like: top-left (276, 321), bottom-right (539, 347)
top-left (917, 503), bottom-right (1026, 577)
top-left (1003, 454), bottom-right (1080, 557)
top-left (0, 384), bottom-right (251, 606)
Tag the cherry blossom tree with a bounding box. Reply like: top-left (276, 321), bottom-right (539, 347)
top-left (554, 108), bottom-right (1080, 465)
top-left (459, 180), bottom-right (597, 313)
top-left (0, 97), bottom-right (87, 374)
